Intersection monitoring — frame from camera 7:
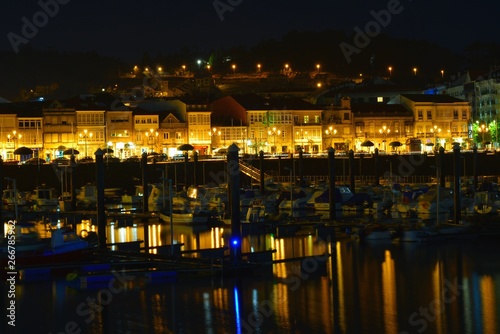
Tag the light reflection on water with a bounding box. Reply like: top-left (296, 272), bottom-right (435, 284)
top-left (7, 229), bottom-right (500, 333)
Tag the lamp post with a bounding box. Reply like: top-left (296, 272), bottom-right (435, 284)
top-left (79, 129), bottom-right (92, 157)
top-left (316, 64), bottom-right (320, 73)
top-left (145, 129), bottom-right (158, 153)
top-left (209, 128), bottom-right (221, 153)
top-left (478, 123), bottom-right (488, 147)
top-left (257, 63), bottom-right (261, 73)
top-left (379, 126), bottom-right (390, 151)
top-left (388, 66), bottom-right (392, 79)
top-left (431, 125), bottom-right (441, 151)
top-left (232, 64), bottom-right (236, 76)
top-left (7, 130), bottom-right (21, 150)
top-left (268, 127), bottom-right (281, 154)
top-left (413, 67), bottom-right (417, 76)
top-left (325, 126), bottom-right (337, 149)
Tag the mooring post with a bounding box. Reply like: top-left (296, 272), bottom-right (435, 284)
top-left (227, 144), bottom-right (241, 264)
top-left (259, 150), bottom-right (264, 193)
top-left (193, 151), bottom-right (198, 188)
top-left (439, 147), bottom-right (445, 188)
top-left (141, 152), bottom-right (149, 213)
top-left (0, 156), bottom-right (3, 235)
top-left (299, 148), bottom-right (304, 186)
top-left (349, 149), bottom-right (355, 193)
top-left (95, 149), bottom-right (106, 249)
top-left (184, 151), bottom-right (188, 189)
top-left (453, 143), bottom-right (461, 224)
top-left (70, 153), bottom-right (77, 210)
top-left (374, 148), bottom-right (379, 186)
top-left (473, 145), bottom-right (478, 190)
top-left (328, 147), bottom-right (336, 220)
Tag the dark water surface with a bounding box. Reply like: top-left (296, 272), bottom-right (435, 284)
top-left (3, 226), bottom-right (500, 334)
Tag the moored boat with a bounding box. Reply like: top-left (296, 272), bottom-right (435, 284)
top-left (1, 222), bottom-right (96, 267)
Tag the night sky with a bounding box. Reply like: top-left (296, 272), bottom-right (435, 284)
top-left (1, 0), bottom-right (499, 62)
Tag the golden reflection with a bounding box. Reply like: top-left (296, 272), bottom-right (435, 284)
top-left (480, 275), bottom-right (497, 334)
top-left (319, 279), bottom-right (332, 332)
top-left (382, 250), bottom-right (397, 334)
top-left (335, 242), bottom-right (346, 332)
top-left (151, 293), bottom-right (168, 331)
top-left (274, 238), bottom-right (286, 262)
top-left (305, 235), bottom-right (313, 256)
top-left (210, 227), bottom-right (224, 249)
top-left (118, 227), bottom-right (126, 243)
top-left (432, 261), bottom-right (444, 333)
top-left (274, 282), bottom-right (290, 327)
top-left (109, 222), bottom-right (116, 249)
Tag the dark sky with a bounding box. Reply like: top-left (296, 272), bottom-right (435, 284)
top-left (1, 0), bottom-right (499, 62)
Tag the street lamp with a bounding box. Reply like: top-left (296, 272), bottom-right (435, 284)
top-left (388, 66), bottom-right (392, 78)
top-left (379, 126), bottom-right (390, 150)
top-left (209, 128), bottom-right (221, 152)
top-left (413, 67), bottom-right (417, 76)
top-left (296, 129), bottom-right (305, 152)
top-left (232, 64), bottom-right (236, 75)
top-left (441, 69), bottom-right (444, 79)
top-left (145, 129), bottom-right (159, 153)
top-left (316, 64), bottom-right (320, 73)
top-left (79, 129), bottom-right (92, 157)
top-left (478, 123), bottom-right (488, 146)
top-left (268, 127), bottom-right (281, 154)
top-left (257, 63), bottom-right (261, 72)
top-left (7, 131), bottom-right (21, 149)
top-left (430, 125), bottom-right (441, 150)
top-left (325, 126), bottom-right (337, 148)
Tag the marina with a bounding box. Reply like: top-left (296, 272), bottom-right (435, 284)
top-left (2, 147), bottom-right (500, 333)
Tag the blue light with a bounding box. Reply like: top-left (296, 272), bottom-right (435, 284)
top-left (232, 238), bottom-right (239, 246)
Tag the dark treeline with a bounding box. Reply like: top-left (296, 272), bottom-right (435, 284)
top-left (2, 30), bottom-right (500, 101)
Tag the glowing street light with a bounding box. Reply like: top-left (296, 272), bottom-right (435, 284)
top-left (257, 63), bottom-right (261, 72)
top-left (388, 66), bottom-right (392, 78)
top-left (145, 129), bottom-right (159, 153)
top-left (232, 64), bottom-right (236, 75)
top-left (7, 130), bottom-right (21, 149)
top-left (316, 64), bottom-right (320, 73)
top-left (79, 129), bottom-right (93, 157)
top-left (430, 125), bottom-right (441, 150)
top-left (379, 126), bottom-right (391, 150)
top-left (268, 127), bottom-right (281, 153)
top-left (441, 69), bottom-right (444, 78)
top-left (478, 123), bottom-right (488, 144)
top-left (413, 67), bottom-right (417, 76)
top-left (209, 128), bottom-right (221, 151)
top-left (325, 126), bottom-right (337, 148)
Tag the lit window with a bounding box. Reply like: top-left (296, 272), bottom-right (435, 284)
top-left (377, 97), bottom-right (383, 102)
